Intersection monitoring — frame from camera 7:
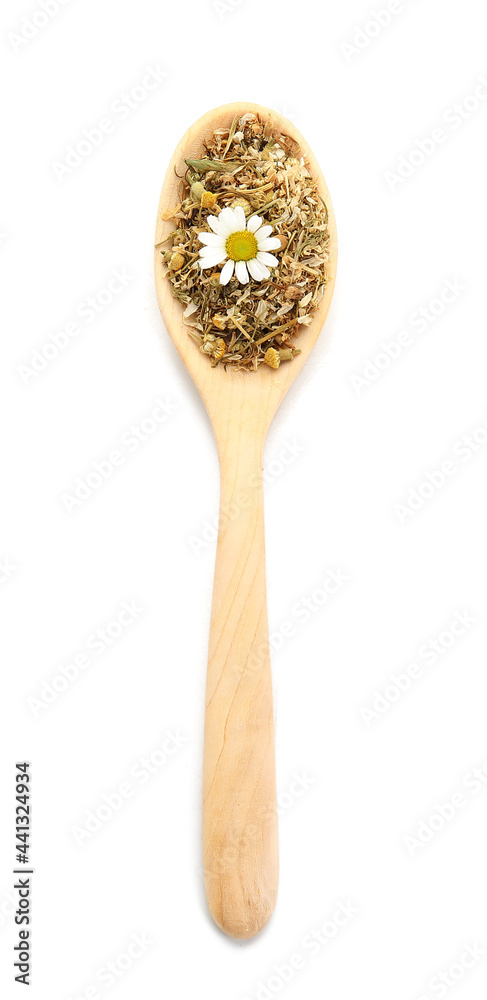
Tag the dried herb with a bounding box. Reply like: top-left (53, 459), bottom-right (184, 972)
top-left (158, 112), bottom-right (330, 371)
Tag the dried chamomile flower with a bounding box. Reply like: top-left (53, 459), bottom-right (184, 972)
top-left (201, 191), bottom-right (218, 208)
top-left (168, 251), bottom-right (185, 271)
top-left (213, 338), bottom-right (226, 360)
top-left (230, 197), bottom-right (251, 214)
top-left (263, 348), bottom-right (280, 369)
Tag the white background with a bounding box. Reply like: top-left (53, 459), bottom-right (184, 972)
top-left (1, 0), bottom-right (487, 997)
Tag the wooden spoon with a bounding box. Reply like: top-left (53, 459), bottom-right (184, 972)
top-left (154, 102), bottom-right (337, 939)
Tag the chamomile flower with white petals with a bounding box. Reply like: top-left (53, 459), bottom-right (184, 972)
top-left (198, 205), bottom-right (282, 285)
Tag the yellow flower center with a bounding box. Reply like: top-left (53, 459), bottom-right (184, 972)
top-left (225, 230), bottom-right (258, 261)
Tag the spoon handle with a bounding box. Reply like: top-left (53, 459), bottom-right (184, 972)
top-left (202, 429), bottom-right (278, 938)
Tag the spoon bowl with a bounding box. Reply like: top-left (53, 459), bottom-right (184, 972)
top-left (155, 101), bottom-right (337, 938)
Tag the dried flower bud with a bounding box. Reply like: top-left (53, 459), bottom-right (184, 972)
top-left (201, 190), bottom-right (218, 208)
top-left (284, 284), bottom-right (302, 300)
top-left (276, 234), bottom-right (288, 250)
top-left (168, 251), bottom-right (185, 271)
top-left (263, 347), bottom-right (280, 369)
top-left (230, 197), bottom-right (251, 214)
top-left (190, 181), bottom-right (206, 202)
top-left (212, 314), bottom-right (227, 331)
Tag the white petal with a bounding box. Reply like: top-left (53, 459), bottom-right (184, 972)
top-left (257, 237), bottom-right (281, 252)
top-left (207, 215), bottom-right (227, 236)
top-left (235, 260), bottom-right (249, 284)
top-left (199, 251), bottom-right (227, 268)
top-left (247, 257), bottom-right (267, 281)
top-left (255, 260), bottom-right (270, 279)
top-left (247, 214), bottom-right (263, 233)
top-left (220, 259), bottom-right (235, 285)
top-left (253, 225), bottom-right (273, 241)
top-left (199, 244), bottom-right (226, 257)
top-left (256, 251), bottom-right (278, 267)
top-left (198, 232), bottom-right (226, 246)
top-left (219, 206), bottom-right (240, 234)
top-left (233, 205), bottom-right (246, 230)
top-left (204, 250), bottom-right (227, 263)
top-left (200, 250), bottom-right (227, 267)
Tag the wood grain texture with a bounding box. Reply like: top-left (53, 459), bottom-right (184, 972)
top-left (154, 102), bottom-right (337, 938)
